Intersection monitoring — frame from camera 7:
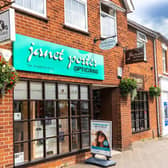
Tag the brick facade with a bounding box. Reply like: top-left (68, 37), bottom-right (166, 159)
top-left (0, 0), bottom-right (160, 167)
top-left (127, 25), bottom-right (158, 142)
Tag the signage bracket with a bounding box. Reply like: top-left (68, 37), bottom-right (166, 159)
top-left (93, 35), bottom-right (117, 44)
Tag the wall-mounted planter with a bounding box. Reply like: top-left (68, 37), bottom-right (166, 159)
top-left (119, 78), bottom-right (137, 99)
top-left (149, 85), bottom-right (161, 98)
top-left (0, 56), bottom-right (18, 97)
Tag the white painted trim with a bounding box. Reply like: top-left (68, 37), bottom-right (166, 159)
top-left (159, 74), bottom-right (168, 80)
top-left (162, 43), bottom-right (167, 50)
top-left (9, 8), bottom-right (15, 42)
top-left (12, 0), bottom-right (47, 18)
top-left (101, 0), bottom-right (126, 12)
top-left (137, 31), bottom-right (147, 61)
top-left (64, 0), bottom-right (88, 32)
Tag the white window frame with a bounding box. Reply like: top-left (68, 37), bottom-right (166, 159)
top-left (100, 2), bottom-right (117, 39)
top-left (13, 0), bottom-right (47, 18)
top-left (162, 43), bottom-right (168, 73)
top-left (137, 31), bottom-right (147, 61)
top-left (64, 0), bottom-right (88, 32)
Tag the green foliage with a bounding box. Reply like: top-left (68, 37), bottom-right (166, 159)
top-left (119, 78), bottom-right (137, 96)
top-left (0, 55), bottom-right (18, 95)
top-left (149, 85), bottom-right (161, 97)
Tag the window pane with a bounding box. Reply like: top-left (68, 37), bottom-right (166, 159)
top-left (59, 119), bottom-right (69, 135)
top-left (14, 101), bottom-right (28, 121)
top-left (131, 92), bottom-right (149, 133)
top-left (14, 143), bottom-right (28, 166)
top-left (58, 101), bottom-right (68, 117)
top-left (140, 120), bottom-right (145, 130)
top-left (31, 0), bottom-right (44, 14)
top-left (80, 102), bottom-right (89, 115)
top-left (82, 133), bottom-right (89, 148)
top-left (14, 122), bottom-right (28, 142)
top-left (30, 101), bottom-right (44, 119)
top-left (23, 0), bottom-right (30, 9)
top-left (101, 3), bottom-right (115, 16)
top-left (44, 101), bottom-right (56, 118)
top-left (59, 136), bottom-right (69, 154)
top-left (31, 121), bottom-right (43, 140)
top-left (15, 0), bottom-right (23, 6)
top-left (65, 0), bottom-right (87, 30)
top-left (45, 83), bottom-right (56, 100)
top-left (14, 81), bottom-right (27, 100)
top-left (71, 134), bottom-right (80, 151)
top-left (101, 13), bottom-right (115, 37)
top-left (31, 140), bottom-right (44, 160)
top-left (15, 0), bottom-right (45, 15)
top-left (81, 117), bottom-right (89, 131)
top-left (46, 119), bottom-right (56, 137)
top-left (80, 86), bottom-right (88, 100)
top-left (70, 85), bottom-right (78, 99)
top-left (70, 101), bottom-right (79, 116)
top-left (30, 82), bottom-right (42, 100)
top-left (46, 138), bottom-right (57, 157)
top-left (58, 84), bottom-right (68, 99)
top-left (71, 118), bottom-right (80, 133)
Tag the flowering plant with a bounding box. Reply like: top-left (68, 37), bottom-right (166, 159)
top-left (0, 55), bottom-right (18, 95)
top-left (149, 85), bottom-right (161, 97)
top-left (119, 78), bottom-right (137, 96)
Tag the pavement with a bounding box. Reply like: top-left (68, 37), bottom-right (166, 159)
top-left (69, 138), bottom-right (168, 168)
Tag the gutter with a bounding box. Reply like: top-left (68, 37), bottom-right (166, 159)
top-left (154, 39), bottom-right (161, 137)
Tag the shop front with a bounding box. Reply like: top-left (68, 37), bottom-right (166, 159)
top-left (13, 34), bottom-right (104, 167)
top-left (159, 76), bottom-right (168, 136)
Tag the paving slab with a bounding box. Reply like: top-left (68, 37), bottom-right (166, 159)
top-left (69, 138), bottom-right (168, 168)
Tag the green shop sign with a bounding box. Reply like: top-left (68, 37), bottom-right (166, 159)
top-left (13, 34), bottom-right (104, 80)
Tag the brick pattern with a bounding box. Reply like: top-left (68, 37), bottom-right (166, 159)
top-left (0, 0), bottom-right (159, 167)
top-left (127, 26), bottom-right (158, 142)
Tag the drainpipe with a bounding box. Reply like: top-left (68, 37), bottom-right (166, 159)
top-left (153, 39), bottom-right (161, 137)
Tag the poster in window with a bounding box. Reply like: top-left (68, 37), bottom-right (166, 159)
top-left (91, 120), bottom-right (112, 157)
top-left (164, 102), bottom-right (168, 126)
top-left (15, 152), bottom-right (24, 165)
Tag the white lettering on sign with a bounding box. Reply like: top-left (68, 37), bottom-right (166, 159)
top-left (67, 55), bottom-right (97, 69)
top-left (27, 42), bottom-right (97, 69)
top-left (28, 43), bottom-right (64, 62)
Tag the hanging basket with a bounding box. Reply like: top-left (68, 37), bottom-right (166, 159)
top-left (0, 56), bottom-right (18, 97)
top-left (119, 78), bottom-right (137, 97)
top-left (149, 85), bottom-right (161, 97)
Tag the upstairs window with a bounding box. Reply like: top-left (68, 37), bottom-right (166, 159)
top-left (162, 44), bottom-right (168, 73)
top-left (137, 31), bottom-right (147, 61)
top-left (64, 0), bottom-right (88, 31)
top-left (100, 3), bottom-right (117, 38)
top-left (15, 0), bottom-right (46, 17)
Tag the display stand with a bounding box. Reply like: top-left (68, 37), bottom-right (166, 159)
top-left (85, 153), bottom-right (116, 167)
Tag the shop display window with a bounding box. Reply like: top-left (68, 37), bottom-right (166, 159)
top-left (14, 80), bottom-right (90, 166)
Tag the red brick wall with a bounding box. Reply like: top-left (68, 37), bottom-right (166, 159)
top-left (0, 92), bottom-right (13, 168)
top-left (0, 0), bottom-right (129, 167)
top-left (0, 0), bottom-right (158, 167)
top-left (127, 26), bottom-right (158, 142)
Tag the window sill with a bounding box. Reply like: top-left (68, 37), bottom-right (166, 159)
top-left (63, 24), bottom-right (90, 36)
top-left (132, 128), bottom-right (150, 134)
top-left (14, 148), bottom-right (90, 168)
top-left (12, 5), bottom-right (49, 22)
top-left (163, 72), bottom-right (168, 76)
